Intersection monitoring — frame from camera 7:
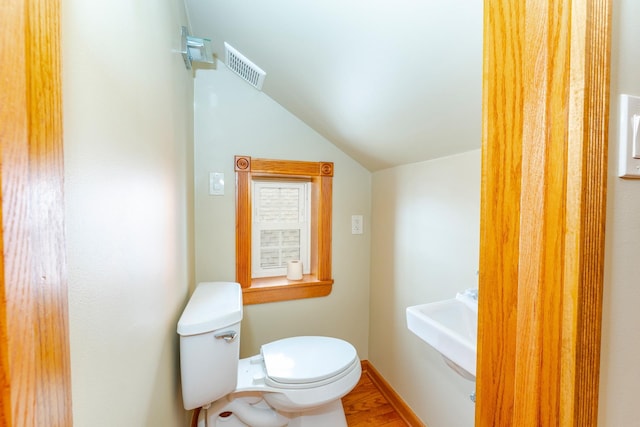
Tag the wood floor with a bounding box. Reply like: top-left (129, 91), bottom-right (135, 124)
top-left (189, 361), bottom-right (419, 427)
top-left (342, 372), bottom-right (410, 427)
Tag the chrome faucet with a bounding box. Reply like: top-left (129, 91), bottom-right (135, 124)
top-left (463, 288), bottom-right (478, 301)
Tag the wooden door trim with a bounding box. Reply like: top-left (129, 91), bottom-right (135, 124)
top-left (477, 1), bottom-right (611, 425)
top-left (1, 0), bottom-right (72, 425)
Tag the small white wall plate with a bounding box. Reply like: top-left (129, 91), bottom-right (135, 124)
top-left (619, 94), bottom-right (640, 178)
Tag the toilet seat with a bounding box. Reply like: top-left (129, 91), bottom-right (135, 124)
top-left (261, 336), bottom-right (358, 389)
top-left (234, 337), bottom-right (362, 412)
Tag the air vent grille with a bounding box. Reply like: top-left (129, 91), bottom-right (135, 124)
top-left (224, 42), bottom-right (266, 90)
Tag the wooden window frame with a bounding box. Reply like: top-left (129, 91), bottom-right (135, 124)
top-left (235, 156), bottom-right (334, 305)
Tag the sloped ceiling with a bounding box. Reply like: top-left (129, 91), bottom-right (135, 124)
top-left (185, 0), bottom-right (483, 171)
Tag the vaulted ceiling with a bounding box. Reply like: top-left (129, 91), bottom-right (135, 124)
top-left (185, 0), bottom-right (483, 171)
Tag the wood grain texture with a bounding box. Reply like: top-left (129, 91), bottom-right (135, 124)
top-left (477, 0), bottom-right (610, 426)
top-left (0, 0), bottom-right (27, 424)
top-left (344, 376), bottom-right (407, 427)
top-left (343, 361), bottom-right (423, 427)
top-left (235, 164), bottom-right (252, 289)
top-left (359, 361), bottom-right (425, 427)
top-left (316, 175), bottom-right (333, 281)
top-left (1, 0), bottom-right (73, 425)
top-left (247, 158), bottom-right (334, 177)
top-left (565, 1), bottom-right (611, 423)
top-left (476, 1), bottom-right (523, 425)
top-left (242, 278), bottom-right (333, 305)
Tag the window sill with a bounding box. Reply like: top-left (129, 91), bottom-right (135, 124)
top-left (242, 275), bottom-right (334, 305)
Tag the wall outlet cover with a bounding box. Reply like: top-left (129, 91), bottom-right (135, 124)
top-left (619, 94), bottom-right (640, 178)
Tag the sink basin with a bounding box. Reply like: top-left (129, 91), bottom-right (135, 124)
top-left (406, 290), bottom-right (478, 380)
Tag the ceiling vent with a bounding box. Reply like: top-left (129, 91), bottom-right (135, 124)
top-left (224, 42), bottom-right (266, 90)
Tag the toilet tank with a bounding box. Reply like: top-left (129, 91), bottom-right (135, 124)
top-left (177, 282), bottom-right (243, 410)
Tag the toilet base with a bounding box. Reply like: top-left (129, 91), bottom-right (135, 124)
top-left (199, 397), bottom-right (347, 427)
top-left (286, 400), bottom-right (348, 427)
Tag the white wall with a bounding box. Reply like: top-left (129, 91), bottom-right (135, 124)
top-left (369, 151), bottom-right (480, 427)
top-left (599, 0), bottom-right (640, 425)
top-left (62, 0), bottom-right (194, 425)
top-left (193, 64), bottom-right (371, 359)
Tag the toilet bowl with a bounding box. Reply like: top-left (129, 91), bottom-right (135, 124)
top-left (177, 282), bottom-right (361, 427)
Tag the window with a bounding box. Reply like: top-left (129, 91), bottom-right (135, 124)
top-left (251, 180), bottom-right (310, 278)
top-left (235, 156), bottom-right (334, 304)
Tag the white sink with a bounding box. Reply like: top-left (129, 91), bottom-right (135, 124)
top-left (406, 290), bottom-right (478, 380)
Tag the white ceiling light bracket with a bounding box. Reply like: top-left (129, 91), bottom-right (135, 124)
top-left (181, 26), bottom-right (214, 70)
top-left (224, 42), bottom-right (266, 90)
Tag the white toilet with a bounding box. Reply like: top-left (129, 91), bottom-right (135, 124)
top-left (177, 282), bottom-right (362, 427)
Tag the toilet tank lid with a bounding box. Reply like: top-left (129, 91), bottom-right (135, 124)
top-left (177, 282), bottom-right (243, 336)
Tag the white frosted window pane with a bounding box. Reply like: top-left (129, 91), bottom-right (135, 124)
top-left (259, 229), bottom-right (300, 269)
top-left (261, 230), bottom-right (280, 247)
top-left (260, 249), bottom-right (280, 268)
top-left (281, 248), bottom-right (300, 262)
top-left (257, 187), bottom-right (300, 222)
top-left (252, 180), bottom-right (310, 278)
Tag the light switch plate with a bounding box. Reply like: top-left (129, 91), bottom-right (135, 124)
top-left (209, 172), bottom-right (224, 195)
top-left (619, 94), bottom-right (640, 178)
top-left (351, 215), bottom-right (363, 235)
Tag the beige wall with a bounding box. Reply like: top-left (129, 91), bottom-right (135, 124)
top-left (599, 0), bottom-right (640, 424)
top-left (60, 2), bottom-right (639, 425)
top-left (193, 65), bottom-right (371, 359)
top-left (369, 151), bottom-right (480, 427)
top-left (62, 0), bottom-right (194, 425)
